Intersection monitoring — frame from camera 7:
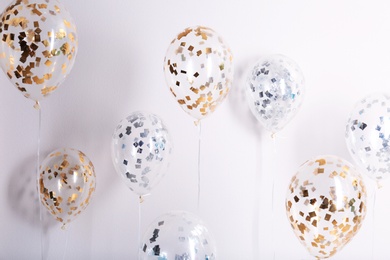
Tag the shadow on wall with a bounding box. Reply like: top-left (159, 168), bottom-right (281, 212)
top-left (227, 56), bottom-right (261, 136)
top-left (7, 153), bottom-right (57, 258)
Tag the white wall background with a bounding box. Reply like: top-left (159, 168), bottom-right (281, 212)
top-left (1, 0), bottom-right (390, 259)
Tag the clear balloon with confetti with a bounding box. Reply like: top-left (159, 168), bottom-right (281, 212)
top-left (345, 93), bottom-right (390, 182)
top-left (111, 111), bottom-right (173, 197)
top-left (245, 54), bottom-right (305, 133)
top-left (163, 26), bottom-right (233, 121)
top-left (140, 210), bottom-right (216, 259)
top-left (39, 148), bottom-right (96, 229)
top-left (0, 0), bottom-right (78, 106)
top-left (285, 155), bottom-right (367, 259)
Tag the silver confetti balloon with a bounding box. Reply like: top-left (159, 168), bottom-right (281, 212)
top-left (140, 211), bottom-right (216, 260)
top-left (245, 54), bottom-right (305, 133)
top-left (345, 93), bottom-right (390, 181)
top-left (111, 111), bottom-right (172, 196)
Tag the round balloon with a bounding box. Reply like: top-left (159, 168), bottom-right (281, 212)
top-left (111, 111), bottom-right (172, 196)
top-left (164, 26), bottom-right (233, 121)
top-left (286, 155), bottom-right (367, 259)
top-left (39, 148), bottom-right (96, 228)
top-left (345, 93), bottom-right (390, 182)
top-left (0, 0), bottom-right (78, 104)
top-left (140, 210), bottom-right (216, 259)
top-left (245, 54), bottom-right (305, 133)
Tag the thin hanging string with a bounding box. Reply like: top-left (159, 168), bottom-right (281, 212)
top-left (271, 133), bottom-right (276, 260)
top-left (197, 120), bottom-right (202, 211)
top-left (138, 196), bottom-right (142, 260)
top-left (36, 102), bottom-right (44, 260)
top-left (372, 186), bottom-right (377, 260)
top-left (62, 226), bottom-right (70, 260)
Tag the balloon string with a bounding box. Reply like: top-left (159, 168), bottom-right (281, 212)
top-left (271, 134), bottom-right (276, 260)
top-left (36, 103), bottom-right (44, 260)
top-left (372, 187), bottom-right (377, 260)
top-left (138, 196), bottom-right (142, 260)
top-left (197, 120), bottom-right (202, 212)
top-left (62, 226), bottom-right (70, 260)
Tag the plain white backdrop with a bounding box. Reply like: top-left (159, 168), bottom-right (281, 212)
top-left (1, 0), bottom-right (390, 259)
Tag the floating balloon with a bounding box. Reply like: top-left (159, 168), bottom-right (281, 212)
top-left (0, 0), bottom-right (78, 105)
top-left (245, 54), bottom-right (305, 133)
top-left (39, 148), bottom-right (96, 228)
top-left (345, 93), bottom-right (390, 182)
top-left (111, 111), bottom-right (172, 197)
top-left (140, 210), bottom-right (216, 259)
top-left (286, 155), bottom-right (367, 259)
top-left (163, 26), bottom-right (234, 121)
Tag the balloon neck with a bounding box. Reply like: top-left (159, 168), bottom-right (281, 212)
top-left (271, 132), bottom-right (276, 139)
top-left (34, 101), bottom-right (40, 110)
top-left (376, 180), bottom-right (383, 190)
top-left (139, 195), bottom-right (144, 204)
top-left (194, 119), bottom-right (201, 126)
top-left (61, 223), bottom-right (67, 230)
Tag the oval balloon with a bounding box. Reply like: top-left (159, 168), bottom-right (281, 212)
top-left (164, 26), bottom-right (234, 121)
top-left (286, 155), bottom-right (367, 259)
top-left (111, 111), bottom-right (172, 196)
top-left (39, 148), bottom-right (96, 228)
top-left (0, 0), bottom-right (78, 103)
top-left (245, 54), bottom-right (305, 133)
top-left (345, 93), bottom-right (390, 182)
top-left (140, 210), bottom-right (216, 259)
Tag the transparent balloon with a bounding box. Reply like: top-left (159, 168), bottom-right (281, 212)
top-left (286, 155), bottom-right (367, 259)
top-left (345, 93), bottom-right (390, 182)
top-left (0, 0), bottom-right (78, 104)
top-left (163, 26), bottom-right (234, 121)
top-left (39, 148), bottom-right (96, 229)
top-left (140, 211), bottom-right (216, 260)
top-left (245, 54), bottom-right (305, 133)
top-left (111, 111), bottom-right (173, 196)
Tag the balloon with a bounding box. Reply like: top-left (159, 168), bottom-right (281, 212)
top-left (0, 0), bottom-right (78, 105)
top-left (245, 54), bottom-right (305, 133)
top-left (39, 148), bottom-right (96, 228)
top-left (111, 111), bottom-right (172, 196)
top-left (345, 93), bottom-right (390, 182)
top-left (286, 155), bottom-right (367, 259)
top-left (140, 210), bottom-right (216, 260)
top-left (163, 26), bottom-right (234, 121)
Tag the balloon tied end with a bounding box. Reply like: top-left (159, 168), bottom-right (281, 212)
top-left (34, 101), bottom-right (40, 110)
top-left (139, 195), bottom-right (144, 204)
top-left (194, 120), bottom-right (201, 126)
top-left (271, 132), bottom-right (276, 139)
top-left (376, 180), bottom-right (383, 190)
top-left (61, 223), bottom-right (66, 230)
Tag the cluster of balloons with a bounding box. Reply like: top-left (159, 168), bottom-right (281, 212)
top-left (3, 1), bottom-right (383, 257)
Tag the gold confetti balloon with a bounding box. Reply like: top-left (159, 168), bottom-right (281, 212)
top-left (164, 26), bottom-right (233, 121)
top-left (286, 155), bottom-right (367, 259)
top-left (0, 0), bottom-right (78, 105)
top-left (39, 148), bottom-right (96, 228)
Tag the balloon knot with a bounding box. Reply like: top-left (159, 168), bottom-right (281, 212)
top-left (61, 223), bottom-right (66, 230)
top-left (34, 101), bottom-right (40, 110)
top-left (139, 196), bottom-right (144, 204)
top-left (271, 132), bottom-right (276, 139)
top-left (194, 120), bottom-right (200, 126)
